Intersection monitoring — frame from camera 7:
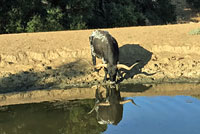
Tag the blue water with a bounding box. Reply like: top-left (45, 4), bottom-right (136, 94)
top-left (0, 95), bottom-right (200, 134)
top-left (105, 96), bottom-right (200, 134)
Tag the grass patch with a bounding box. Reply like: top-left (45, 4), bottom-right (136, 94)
top-left (189, 28), bottom-right (200, 35)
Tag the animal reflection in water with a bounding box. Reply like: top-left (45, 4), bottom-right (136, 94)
top-left (88, 84), bottom-right (137, 125)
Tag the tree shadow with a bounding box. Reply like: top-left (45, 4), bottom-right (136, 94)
top-left (118, 44), bottom-right (155, 82)
top-left (0, 59), bottom-right (92, 94)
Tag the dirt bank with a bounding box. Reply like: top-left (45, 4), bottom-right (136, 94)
top-left (0, 23), bottom-right (200, 93)
top-left (1, 83), bottom-right (200, 106)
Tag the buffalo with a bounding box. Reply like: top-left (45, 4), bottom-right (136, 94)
top-left (89, 30), bottom-right (137, 83)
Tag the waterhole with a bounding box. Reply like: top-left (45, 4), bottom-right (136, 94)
top-left (0, 84), bottom-right (200, 134)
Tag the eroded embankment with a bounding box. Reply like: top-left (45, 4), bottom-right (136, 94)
top-left (1, 83), bottom-right (200, 106)
top-left (0, 23), bottom-right (200, 93)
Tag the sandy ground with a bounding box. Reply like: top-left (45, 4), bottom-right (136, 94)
top-left (0, 23), bottom-right (200, 106)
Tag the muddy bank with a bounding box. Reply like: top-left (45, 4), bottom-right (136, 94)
top-left (0, 23), bottom-right (200, 93)
top-left (1, 83), bottom-right (200, 106)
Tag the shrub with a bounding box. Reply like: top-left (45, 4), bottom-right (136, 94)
top-left (134, 0), bottom-right (176, 25)
top-left (26, 15), bottom-right (44, 32)
top-left (0, 0), bottom-right (177, 34)
top-left (189, 28), bottom-right (200, 35)
top-left (186, 0), bottom-right (200, 11)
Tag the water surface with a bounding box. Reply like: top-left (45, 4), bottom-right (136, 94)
top-left (106, 96), bottom-right (200, 134)
top-left (0, 95), bottom-right (200, 134)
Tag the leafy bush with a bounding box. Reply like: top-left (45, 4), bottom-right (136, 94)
top-left (134, 0), bottom-right (176, 25)
top-left (45, 7), bottom-right (64, 31)
top-left (69, 16), bottom-right (88, 30)
top-left (26, 15), bottom-right (44, 32)
top-left (189, 28), bottom-right (200, 35)
top-left (0, 0), bottom-right (177, 34)
top-left (26, 8), bottom-right (64, 32)
top-left (186, 0), bottom-right (200, 10)
top-left (105, 1), bottom-right (142, 27)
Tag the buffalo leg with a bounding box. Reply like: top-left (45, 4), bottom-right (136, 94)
top-left (92, 55), bottom-right (96, 65)
top-left (102, 58), bottom-right (108, 82)
top-left (92, 55), bottom-right (99, 72)
top-left (103, 68), bottom-right (108, 82)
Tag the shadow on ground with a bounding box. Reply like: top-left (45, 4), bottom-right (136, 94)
top-left (0, 44), bottom-right (155, 93)
top-left (0, 59), bottom-right (92, 93)
top-left (118, 44), bottom-right (155, 82)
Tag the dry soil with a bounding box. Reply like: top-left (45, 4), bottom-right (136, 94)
top-left (0, 23), bottom-right (200, 106)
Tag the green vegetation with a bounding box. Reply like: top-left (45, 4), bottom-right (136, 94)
top-left (186, 0), bottom-right (200, 11)
top-left (189, 28), bottom-right (200, 35)
top-left (0, 0), bottom-right (176, 34)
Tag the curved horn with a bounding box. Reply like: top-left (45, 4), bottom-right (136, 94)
top-left (97, 102), bottom-right (110, 106)
top-left (95, 64), bottom-right (107, 69)
top-left (88, 104), bottom-right (98, 114)
top-left (117, 62), bottom-right (138, 70)
top-left (120, 99), bottom-right (138, 106)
